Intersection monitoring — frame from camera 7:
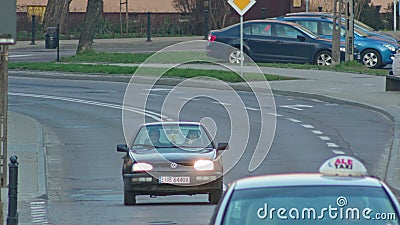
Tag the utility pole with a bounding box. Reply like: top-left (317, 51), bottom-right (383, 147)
top-left (345, 0), bottom-right (354, 61)
top-left (332, 0), bottom-right (343, 65)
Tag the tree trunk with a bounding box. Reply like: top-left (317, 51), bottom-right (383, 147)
top-left (43, 0), bottom-right (71, 34)
top-left (76, 0), bottom-right (103, 54)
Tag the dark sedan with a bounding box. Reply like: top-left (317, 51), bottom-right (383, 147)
top-left (116, 121), bottom-right (226, 205)
top-left (206, 19), bottom-right (344, 66)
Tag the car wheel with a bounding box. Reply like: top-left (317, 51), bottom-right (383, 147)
top-left (361, 49), bottom-right (382, 69)
top-left (314, 50), bottom-right (332, 66)
top-left (124, 189), bottom-right (136, 205)
top-left (209, 189), bottom-right (223, 204)
top-left (228, 50), bottom-right (243, 64)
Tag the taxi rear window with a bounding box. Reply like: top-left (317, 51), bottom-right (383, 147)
top-left (222, 186), bottom-right (399, 225)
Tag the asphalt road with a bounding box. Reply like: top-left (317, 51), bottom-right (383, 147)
top-left (8, 75), bottom-right (393, 224)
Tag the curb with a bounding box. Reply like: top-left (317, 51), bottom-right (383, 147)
top-left (9, 70), bottom-right (400, 197)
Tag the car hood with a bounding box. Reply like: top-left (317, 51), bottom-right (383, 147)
top-left (129, 147), bottom-right (215, 165)
top-left (366, 35), bottom-right (398, 47)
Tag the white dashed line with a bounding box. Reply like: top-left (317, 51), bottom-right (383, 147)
top-left (287, 118), bottom-right (301, 123)
top-left (325, 103), bottom-right (338, 106)
top-left (280, 104), bottom-right (313, 111)
top-left (302, 124), bottom-right (314, 129)
top-left (332, 150), bottom-right (346, 154)
top-left (319, 136), bottom-right (331, 141)
top-left (267, 113), bottom-right (283, 117)
top-left (327, 143), bottom-right (339, 148)
top-left (245, 107), bottom-right (260, 111)
top-left (9, 54), bottom-right (32, 58)
top-left (211, 101), bottom-right (231, 106)
top-left (144, 88), bottom-right (171, 91)
top-left (179, 97), bottom-right (200, 101)
top-left (312, 130), bottom-right (323, 135)
top-left (139, 93), bottom-right (160, 96)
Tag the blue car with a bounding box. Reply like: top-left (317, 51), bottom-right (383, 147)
top-left (285, 12), bottom-right (400, 46)
top-left (276, 15), bottom-right (399, 68)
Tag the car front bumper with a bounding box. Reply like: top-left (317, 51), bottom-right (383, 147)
top-left (123, 171), bottom-right (223, 195)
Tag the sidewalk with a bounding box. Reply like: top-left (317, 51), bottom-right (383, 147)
top-left (4, 36), bottom-right (400, 223)
top-left (2, 112), bottom-right (46, 225)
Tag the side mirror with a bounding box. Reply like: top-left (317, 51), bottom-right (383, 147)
top-left (217, 143), bottom-right (229, 151)
top-left (297, 35), bottom-right (306, 42)
top-left (117, 144), bottom-right (129, 152)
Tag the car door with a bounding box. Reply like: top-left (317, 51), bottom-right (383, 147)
top-left (272, 23), bottom-right (316, 63)
top-left (244, 22), bottom-right (280, 62)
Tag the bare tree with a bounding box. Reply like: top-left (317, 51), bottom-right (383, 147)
top-left (173, 0), bottom-right (204, 34)
top-left (209, 0), bottom-right (232, 29)
top-left (76, 0), bottom-right (103, 54)
top-left (43, 0), bottom-right (72, 34)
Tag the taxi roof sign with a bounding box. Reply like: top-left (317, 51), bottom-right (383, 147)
top-left (319, 156), bottom-right (367, 177)
top-left (228, 0), bottom-right (256, 16)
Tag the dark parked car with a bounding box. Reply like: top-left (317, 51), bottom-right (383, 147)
top-left (206, 19), bottom-right (345, 66)
top-left (116, 121), bottom-right (227, 205)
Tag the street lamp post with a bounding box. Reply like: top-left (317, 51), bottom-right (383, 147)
top-left (306, 0), bottom-right (309, 12)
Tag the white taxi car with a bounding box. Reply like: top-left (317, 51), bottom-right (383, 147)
top-left (210, 156), bottom-right (400, 225)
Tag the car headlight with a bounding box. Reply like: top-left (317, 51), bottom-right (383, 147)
top-left (340, 47), bottom-right (346, 52)
top-left (383, 44), bottom-right (396, 52)
top-left (132, 162), bottom-right (153, 172)
top-left (194, 160), bottom-right (214, 171)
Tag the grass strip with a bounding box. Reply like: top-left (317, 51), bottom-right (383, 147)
top-left (9, 62), bottom-right (294, 82)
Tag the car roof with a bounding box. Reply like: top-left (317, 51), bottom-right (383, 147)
top-left (142, 121), bottom-right (202, 126)
top-left (286, 12), bottom-right (333, 17)
top-left (247, 19), bottom-right (300, 25)
top-left (233, 173), bottom-right (383, 190)
top-left (279, 16), bottom-right (332, 21)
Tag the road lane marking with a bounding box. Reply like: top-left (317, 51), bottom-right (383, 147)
top-left (267, 112), bottom-right (282, 117)
top-left (245, 107), bottom-right (260, 111)
top-left (9, 92), bottom-right (166, 121)
top-left (9, 54), bottom-right (33, 58)
top-left (312, 130), bottom-right (323, 135)
top-left (332, 150), bottom-right (345, 154)
top-left (144, 88), bottom-right (172, 91)
top-left (287, 118), bottom-right (301, 123)
top-left (302, 124), bottom-right (314, 129)
top-left (327, 143), bottom-right (339, 148)
top-left (211, 101), bottom-right (231, 106)
top-left (319, 136), bottom-right (330, 141)
top-left (280, 104), bottom-right (313, 111)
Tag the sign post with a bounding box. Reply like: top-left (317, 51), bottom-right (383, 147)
top-left (227, 0), bottom-right (256, 70)
top-left (0, 0), bottom-right (16, 224)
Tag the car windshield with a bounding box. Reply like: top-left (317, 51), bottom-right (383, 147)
top-left (222, 186), bottom-right (399, 225)
top-left (132, 124), bottom-right (213, 150)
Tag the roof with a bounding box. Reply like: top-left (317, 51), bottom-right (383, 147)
top-left (233, 173), bottom-right (382, 190)
top-left (142, 121), bottom-right (202, 126)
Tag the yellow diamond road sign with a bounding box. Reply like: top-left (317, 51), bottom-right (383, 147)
top-left (228, 0), bottom-right (256, 16)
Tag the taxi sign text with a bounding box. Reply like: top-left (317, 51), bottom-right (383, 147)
top-left (334, 158), bottom-right (353, 170)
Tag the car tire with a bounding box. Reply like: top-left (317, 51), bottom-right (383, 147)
top-left (228, 50), bottom-right (243, 64)
top-left (209, 189), bottom-right (223, 204)
top-left (124, 189), bottom-right (136, 205)
top-left (314, 50), bottom-right (332, 66)
top-left (361, 49), bottom-right (382, 69)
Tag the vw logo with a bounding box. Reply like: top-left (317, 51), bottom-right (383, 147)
top-left (170, 162), bottom-right (178, 169)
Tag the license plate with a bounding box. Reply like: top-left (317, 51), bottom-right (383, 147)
top-left (159, 176), bottom-right (190, 184)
